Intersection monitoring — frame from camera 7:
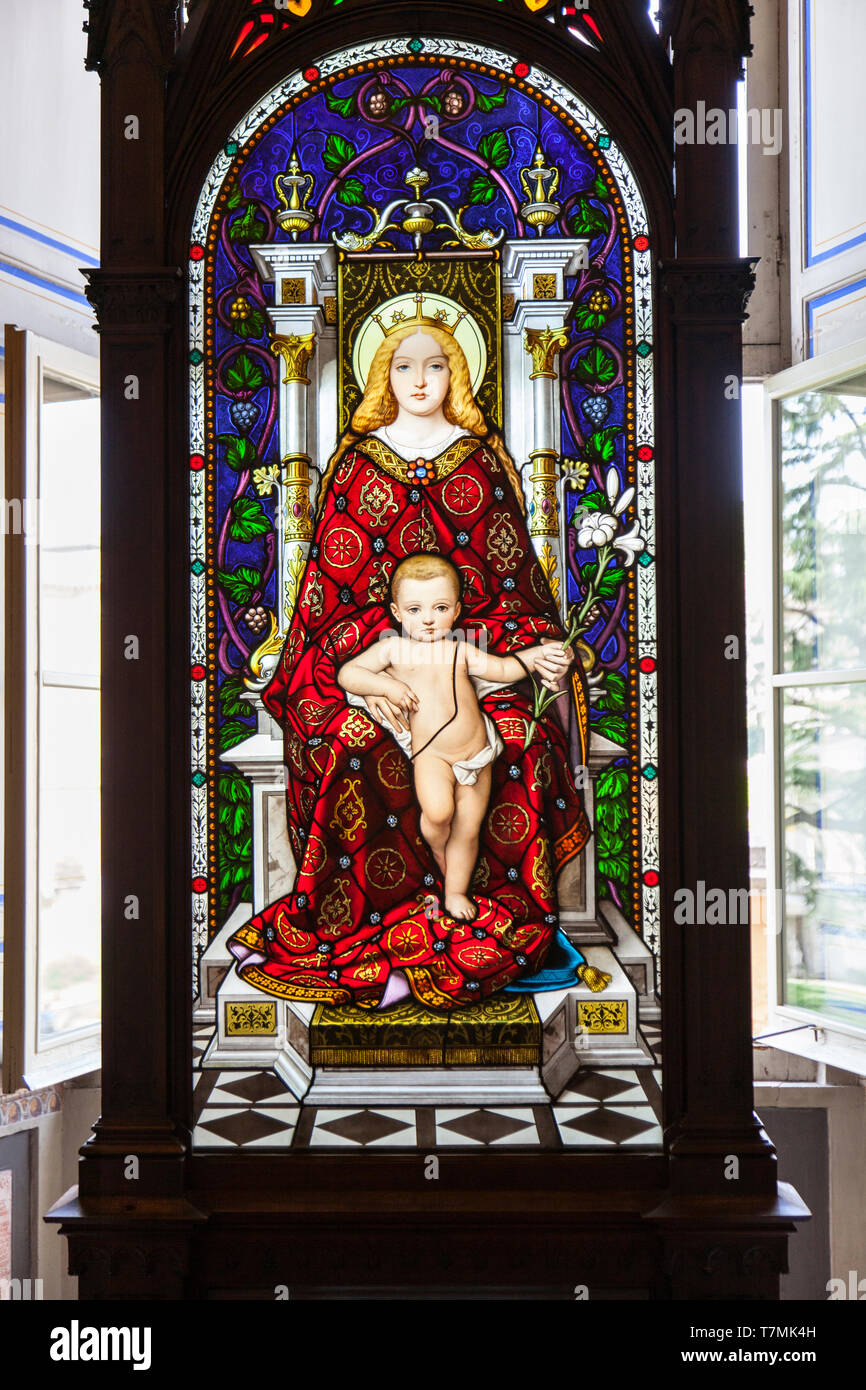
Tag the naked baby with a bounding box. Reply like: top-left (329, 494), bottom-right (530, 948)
top-left (337, 554), bottom-right (573, 924)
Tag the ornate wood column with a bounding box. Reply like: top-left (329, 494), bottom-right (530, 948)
top-left (648, 0), bottom-right (805, 1292)
top-left (49, 0), bottom-right (204, 1296)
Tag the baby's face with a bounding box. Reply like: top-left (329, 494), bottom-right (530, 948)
top-left (391, 575), bottom-right (460, 642)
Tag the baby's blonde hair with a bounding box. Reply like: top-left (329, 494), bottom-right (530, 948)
top-left (390, 553), bottom-right (460, 606)
top-left (318, 322), bottom-right (524, 513)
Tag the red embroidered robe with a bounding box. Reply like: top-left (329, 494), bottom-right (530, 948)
top-left (228, 435), bottom-right (590, 1010)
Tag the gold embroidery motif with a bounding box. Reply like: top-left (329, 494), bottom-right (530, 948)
top-left (357, 472), bottom-right (400, 528)
top-left (359, 434), bottom-right (480, 485)
top-left (531, 750), bottom-right (552, 792)
top-left (399, 514), bottom-right (437, 554)
top-left (330, 780), bottom-right (366, 841)
top-left (367, 558), bottom-right (392, 603)
top-left (471, 856), bottom-right (491, 890)
top-left (530, 835), bottom-right (553, 896)
top-left (300, 569), bottom-right (324, 618)
top-left (340, 707), bottom-right (377, 747)
top-left (487, 511), bottom-right (520, 572)
top-left (489, 802), bottom-right (531, 845)
top-left (320, 876), bottom-right (352, 930)
top-left (366, 846), bottom-right (406, 891)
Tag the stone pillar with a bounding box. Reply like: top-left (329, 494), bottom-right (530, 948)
top-left (251, 244), bottom-right (336, 631)
top-left (270, 331), bottom-right (317, 631)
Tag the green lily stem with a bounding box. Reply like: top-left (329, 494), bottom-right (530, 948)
top-left (520, 544), bottom-right (612, 751)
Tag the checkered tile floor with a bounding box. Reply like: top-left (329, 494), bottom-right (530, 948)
top-left (192, 1023), bottom-right (663, 1152)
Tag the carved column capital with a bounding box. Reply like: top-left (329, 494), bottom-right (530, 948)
top-left (83, 268), bottom-right (182, 334)
top-left (660, 258), bottom-right (759, 324)
top-left (659, 0), bottom-right (753, 63)
top-left (271, 332), bottom-right (317, 384)
top-left (85, 0), bottom-right (181, 75)
top-left (523, 325), bottom-right (569, 379)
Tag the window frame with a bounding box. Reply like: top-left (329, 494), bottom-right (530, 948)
top-left (762, 333), bottom-right (866, 1075)
top-left (2, 327), bottom-right (101, 1093)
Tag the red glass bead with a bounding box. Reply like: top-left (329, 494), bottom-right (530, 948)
top-left (191, 664), bottom-right (206, 681)
top-left (633, 235), bottom-right (649, 252)
top-left (192, 876), bottom-right (207, 894)
top-left (639, 656), bottom-right (656, 674)
top-left (190, 454), bottom-right (205, 471)
top-left (643, 869), bottom-right (659, 887)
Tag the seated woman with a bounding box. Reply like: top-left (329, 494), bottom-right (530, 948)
top-left (228, 310), bottom-right (591, 1012)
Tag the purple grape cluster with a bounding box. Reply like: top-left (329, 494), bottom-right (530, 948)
top-left (581, 394), bottom-right (611, 428)
top-left (230, 400), bottom-right (260, 435)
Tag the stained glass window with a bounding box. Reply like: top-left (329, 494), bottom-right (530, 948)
top-left (190, 36), bottom-right (659, 1149)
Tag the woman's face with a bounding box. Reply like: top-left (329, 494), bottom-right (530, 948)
top-left (389, 332), bottom-right (451, 418)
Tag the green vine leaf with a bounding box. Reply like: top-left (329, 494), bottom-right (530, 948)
top-left (571, 489), bottom-right (606, 516)
top-left (220, 720), bottom-right (255, 752)
top-left (229, 495), bottom-right (272, 542)
top-left (475, 85), bottom-right (507, 113)
top-left (592, 171), bottom-right (609, 201)
top-left (468, 173), bottom-right (496, 205)
top-left (224, 355), bottom-right (266, 393)
top-left (596, 765), bottom-right (629, 798)
top-left (570, 197), bottom-right (608, 239)
top-left (478, 129), bottom-right (511, 170)
top-left (575, 345), bottom-right (617, 388)
top-left (232, 307), bottom-right (266, 341)
top-left (336, 175), bottom-right (366, 207)
top-left (594, 673), bottom-right (627, 714)
top-left (226, 183), bottom-right (243, 210)
top-left (323, 132), bottom-right (357, 173)
top-left (229, 203), bottom-right (266, 243)
top-left (585, 426), bottom-right (622, 466)
top-left (217, 433), bottom-right (257, 472)
top-left (217, 564), bottom-right (262, 605)
top-left (593, 712), bottom-right (629, 745)
top-left (325, 91), bottom-right (356, 117)
top-left (218, 675), bottom-right (253, 721)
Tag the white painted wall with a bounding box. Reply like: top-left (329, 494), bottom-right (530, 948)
top-left (0, 0), bottom-right (99, 358)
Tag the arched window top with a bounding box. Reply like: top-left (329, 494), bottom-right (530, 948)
top-left (227, 1), bottom-right (613, 64)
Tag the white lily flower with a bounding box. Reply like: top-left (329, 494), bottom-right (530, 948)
top-left (605, 466), bottom-right (619, 508)
top-left (612, 520), bottom-right (646, 567)
top-left (577, 512), bottom-right (618, 548)
top-left (614, 484), bottom-right (635, 516)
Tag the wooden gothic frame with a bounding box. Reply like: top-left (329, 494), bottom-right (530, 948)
top-left (48, 0), bottom-right (808, 1299)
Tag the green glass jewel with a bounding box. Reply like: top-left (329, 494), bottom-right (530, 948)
top-left (192, 770), bottom-right (206, 788)
top-left (642, 764), bottom-right (657, 780)
top-left (191, 559), bottom-right (205, 576)
top-left (598, 134), bottom-right (611, 149)
top-left (408, 38), bottom-right (424, 54)
top-left (638, 551), bottom-right (653, 567)
top-left (189, 349), bottom-right (204, 365)
top-left (636, 341), bottom-right (652, 358)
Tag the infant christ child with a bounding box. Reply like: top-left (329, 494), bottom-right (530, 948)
top-left (337, 554), bottom-right (571, 924)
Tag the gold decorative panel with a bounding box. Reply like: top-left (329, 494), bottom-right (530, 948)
top-left (311, 995), bottom-right (540, 1065)
top-left (323, 294), bottom-right (337, 324)
top-left (225, 1001), bottom-right (277, 1036)
top-left (280, 277), bottom-right (306, 304)
top-left (577, 999), bottom-right (628, 1034)
top-left (532, 272), bottom-right (557, 299)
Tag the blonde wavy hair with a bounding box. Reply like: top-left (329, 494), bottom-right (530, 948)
top-left (317, 322), bottom-right (524, 514)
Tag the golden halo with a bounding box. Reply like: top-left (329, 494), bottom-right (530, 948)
top-left (352, 292), bottom-right (487, 395)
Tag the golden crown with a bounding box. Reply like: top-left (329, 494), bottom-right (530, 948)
top-left (371, 293), bottom-right (468, 338)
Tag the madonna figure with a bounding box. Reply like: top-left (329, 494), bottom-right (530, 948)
top-left (228, 297), bottom-right (592, 1010)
